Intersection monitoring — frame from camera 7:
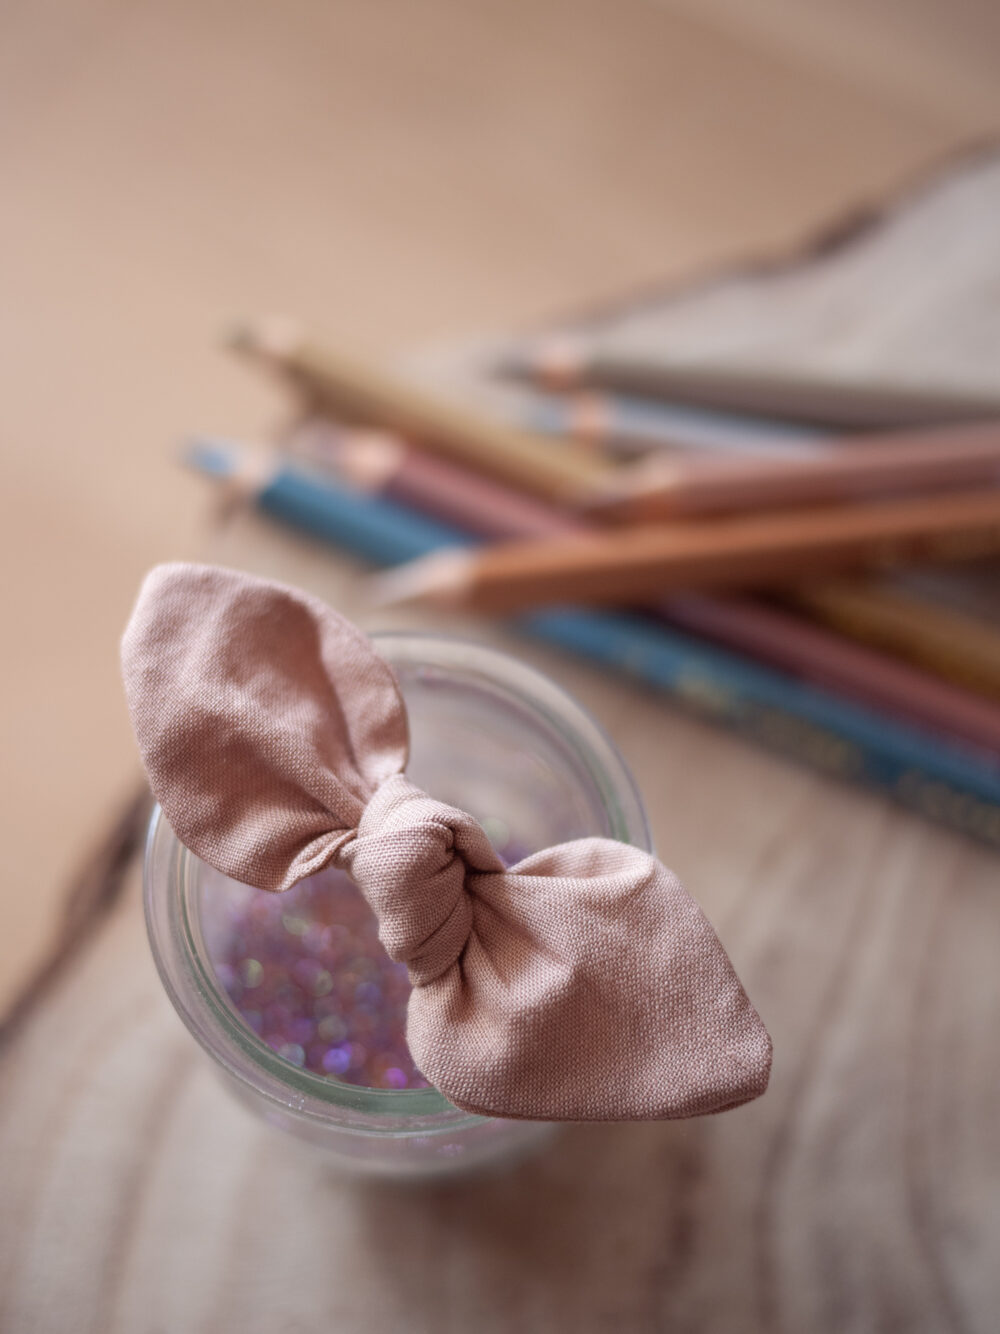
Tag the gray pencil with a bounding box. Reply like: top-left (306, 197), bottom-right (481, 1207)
top-left (510, 339), bottom-right (1000, 430)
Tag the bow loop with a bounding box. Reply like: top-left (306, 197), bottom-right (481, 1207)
top-left (121, 563), bottom-right (409, 891)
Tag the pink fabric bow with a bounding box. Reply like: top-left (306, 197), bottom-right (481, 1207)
top-left (122, 563), bottom-right (771, 1120)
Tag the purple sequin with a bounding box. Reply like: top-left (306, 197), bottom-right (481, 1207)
top-left (208, 821), bottom-right (529, 1091)
top-left (210, 867), bottom-right (429, 1090)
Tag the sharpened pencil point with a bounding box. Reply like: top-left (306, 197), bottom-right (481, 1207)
top-left (368, 549), bottom-right (473, 610)
top-left (226, 316), bottom-right (305, 361)
top-left (183, 435), bottom-right (281, 495)
top-left (183, 437), bottom-right (239, 478)
top-left (582, 453), bottom-right (685, 512)
top-left (496, 336), bottom-right (585, 387)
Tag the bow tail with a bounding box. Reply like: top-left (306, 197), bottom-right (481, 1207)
top-left (406, 839), bottom-right (772, 1121)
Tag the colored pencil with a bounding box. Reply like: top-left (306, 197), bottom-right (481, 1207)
top-left (508, 338), bottom-right (1000, 429)
top-left (287, 425), bottom-right (1000, 757)
top-left (227, 319), bottom-right (616, 507)
top-left (187, 438), bottom-right (467, 565)
top-left (183, 437), bottom-right (1000, 849)
top-left (591, 422), bottom-right (1000, 520)
top-left (523, 391), bottom-right (829, 458)
top-left (371, 489), bottom-right (1000, 613)
top-left (886, 562), bottom-right (1000, 624)
top-left (291, 421), bottom-right (568, 541)
top-left (664, 593), bottom-right (1000, 755)
top-left (787, 580), bottom-right (1000, 704)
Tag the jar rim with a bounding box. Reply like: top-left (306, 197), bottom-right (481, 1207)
top-left (143, 631), bottom-right (651, 1131)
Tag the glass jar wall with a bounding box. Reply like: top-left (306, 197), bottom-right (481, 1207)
top-left (144, 634), bottom-right (651, 1179)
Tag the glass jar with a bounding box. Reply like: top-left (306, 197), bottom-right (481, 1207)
top-left (144, 633), bottom-right (651, 1179)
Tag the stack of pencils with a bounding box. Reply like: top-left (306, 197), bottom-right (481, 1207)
top-left (188, 319), bottom-right (1000, 849)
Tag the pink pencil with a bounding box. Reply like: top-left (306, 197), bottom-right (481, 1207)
top-left (292, 420), bottom-right (579, 540)
top-left (291, 419), bottom-right (1000, 760)
top-left (663, 593), bottom-right (1000, 759)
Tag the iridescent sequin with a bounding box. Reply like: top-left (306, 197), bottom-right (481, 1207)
top-left (208, 823), bottom-right (528, 1091)
top-left (210, 868), bottom-right (429, 1090)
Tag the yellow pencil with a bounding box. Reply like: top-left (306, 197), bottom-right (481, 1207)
top-left (786, 580), bottom-right (1000, 703)
top-left (229, 318), bottom-right (617, 507)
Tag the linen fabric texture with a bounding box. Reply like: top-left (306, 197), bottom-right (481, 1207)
top-left (122, 563), bottom-right (771, 1120)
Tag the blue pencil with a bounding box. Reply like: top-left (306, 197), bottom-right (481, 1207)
top-left (187, 439), bottom-right (1000, 848)
top-left (523, 390), bottom-right (829, 457)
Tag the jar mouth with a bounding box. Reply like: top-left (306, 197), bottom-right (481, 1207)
top-left (143, 632), bottom-right (651, 1130)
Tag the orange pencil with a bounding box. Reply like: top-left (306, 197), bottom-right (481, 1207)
top-left (372, 488), bottom-right (1000, 612)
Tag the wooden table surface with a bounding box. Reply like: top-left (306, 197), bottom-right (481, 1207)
top-left (3, 2), bottom-right (1000, 1331)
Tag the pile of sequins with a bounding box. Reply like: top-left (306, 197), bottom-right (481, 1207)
top-left (210, 867), bottom-right (429, 1091)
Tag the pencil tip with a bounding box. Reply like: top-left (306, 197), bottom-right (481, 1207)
top-left (368, 549), bottom-right (471, 609)
top-left (182, 437), bottom-right (280, 497)
top-left (225, 316), bottom-right (304, 360)
top-left (494, 335), bottom-right (584, 385)
top-left (581, 454), bottom-right (679, 514)
top-left (183, 437), bottom-right (240, 478)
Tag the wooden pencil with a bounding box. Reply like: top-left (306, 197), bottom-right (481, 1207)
top-left (891, 562), bottom-right (1000, 623)
top-left (664, 592), bottom-right (1000, 757)
top-left (292, 421), bottom-right (570, 541)
top-left (371, 488), bottom-right (1000, 612)
top-left (287, 424), bottom-right (1000, 755)
top-left (592, 422), bottom-right (1000, 520)
top-left (786, 580), bottom-right (1000, 704)
top-left (524, 391), bottom-right (829, 458)
top-left (228, 319), bottom-right (616, 507)
top-left (511, 338), bottom-right (1000, 430)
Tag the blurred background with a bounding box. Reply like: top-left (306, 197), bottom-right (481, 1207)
top-left (2, 2), bottom-right (1000, 1331)
top-left (4, 0), bottom-right (1000, 1012)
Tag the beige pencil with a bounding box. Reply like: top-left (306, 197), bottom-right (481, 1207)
top-left (371, 488), bottom-right (1000, 613)
top-left (229, 318), bottom-right (617, 507)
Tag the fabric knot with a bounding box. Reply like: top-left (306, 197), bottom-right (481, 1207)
top-left (336, 774), bottom-right (505, 987)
